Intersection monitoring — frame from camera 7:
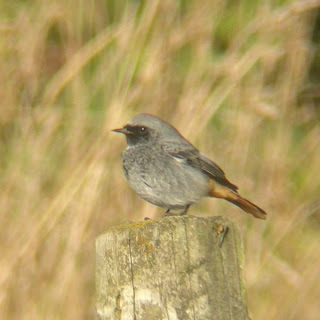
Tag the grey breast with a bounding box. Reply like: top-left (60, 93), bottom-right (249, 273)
top-left (122, 144), bottom-right (209, 209)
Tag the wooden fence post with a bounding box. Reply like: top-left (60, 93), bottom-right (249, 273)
top-left (96, 215), bottom-right (250, 320)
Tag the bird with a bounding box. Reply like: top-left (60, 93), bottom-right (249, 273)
top-left (112, 114), bottom-right (267, 219)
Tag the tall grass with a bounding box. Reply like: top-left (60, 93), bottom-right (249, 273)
top-left (0, 0), bottom-right (319, 319)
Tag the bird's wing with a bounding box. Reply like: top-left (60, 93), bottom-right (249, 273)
top-left (161, 141), bottom-right (238, 192)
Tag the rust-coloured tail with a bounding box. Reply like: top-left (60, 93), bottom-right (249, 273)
top-left (226, 195), bottom-right (267, 219)
top-left (209, 183), bottom-right (267, 220)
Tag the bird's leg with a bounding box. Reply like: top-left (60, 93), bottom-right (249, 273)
top-left (164, 209), bottom-right (174, 217)
top-left (179, 204), bottom-right (190, 216)
top-left (164, 205), bottom-right (190, 217)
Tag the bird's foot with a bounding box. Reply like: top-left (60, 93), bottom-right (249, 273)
top-left (163, 209), bottom-right (175, 217)
top-left (164, 205), bottom-right (191, 217)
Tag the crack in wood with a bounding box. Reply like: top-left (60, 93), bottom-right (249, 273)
top-left (128, 230), bottom-right (137, 320)
top-left (220, 226), bottom-right (233, 320)
top-left (183, 219), bottom-right (196, 320)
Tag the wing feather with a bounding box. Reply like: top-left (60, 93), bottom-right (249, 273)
top-left (161, 142), bottom-right (238, 192)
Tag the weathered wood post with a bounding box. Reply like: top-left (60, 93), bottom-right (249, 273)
top-left (96, 215), bottom-right (250, 320)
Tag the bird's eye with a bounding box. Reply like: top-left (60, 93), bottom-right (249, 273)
top-left (140, 127), bottom-right (146, 132)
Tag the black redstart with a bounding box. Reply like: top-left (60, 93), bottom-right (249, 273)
top-left (112, 114), bottom-right (267, 219)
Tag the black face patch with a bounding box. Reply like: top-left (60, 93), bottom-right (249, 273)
top-left (123, 124), bottom-right (152, 146)
top-left (124, 125), bottom-right (149, 137)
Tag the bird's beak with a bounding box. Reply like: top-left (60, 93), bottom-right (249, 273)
top-left (111, 127), bottom-right (133, 135)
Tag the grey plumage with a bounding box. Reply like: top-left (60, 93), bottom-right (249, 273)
top-left (112, 114), bottom-right (267, 219)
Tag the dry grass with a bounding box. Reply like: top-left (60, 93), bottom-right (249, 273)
top-left (0, 0), bottom-right (320, 319)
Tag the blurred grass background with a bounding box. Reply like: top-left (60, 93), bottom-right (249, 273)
top-left (1, 0), bottom-right (320, 319)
